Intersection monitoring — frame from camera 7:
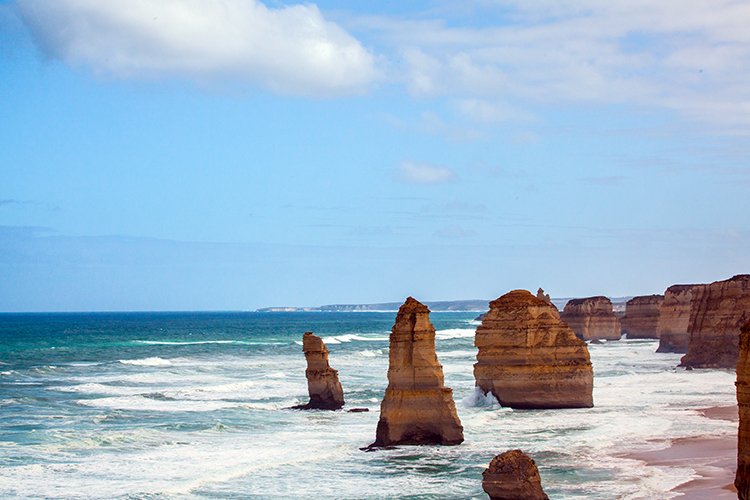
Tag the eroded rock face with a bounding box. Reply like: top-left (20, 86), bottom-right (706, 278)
top-left (371, 297), bottom-right (464, 447)
top-left (736, 321), bottom-right (750, 500)
top-left (482, 449), bottom-right (549, 500)
top-left (621, 295), bottom-right (664, 339)
top-left (560, 296), bottom-right (621, 340)
top-left (656, 284), bottom-right (703, 353)
top-left (681, 275), bottom-right (750, 369)
top-left (292, 332), bottom-right (344, 410)
top-left (474, 290), bottom-right (593, 409)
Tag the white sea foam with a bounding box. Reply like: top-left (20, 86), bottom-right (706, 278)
top-left (461, 387), bottom-right (500, 408)
top-left (75, 396), bottom-right (240, 412)
top-left (435, 328), bottom-right (475, 340)
top-left (119, 357), bottom-right (172, 367)
top-left (320, 334), bottom-right (389, 345)
top-left (133, 340), bottom-right (253, 346)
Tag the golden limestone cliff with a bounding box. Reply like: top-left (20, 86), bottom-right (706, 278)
top-left (681, 274), bottom-right (750, 369)
top-left (482, 450), bottom-right (549, 500)
top-left (656, 284), bottom-right (704, 353)
top-left (736, 321), bottom-right (750, 500)
top-left (621, 295), bottom-right (663, 339)
top-left (292, 332), bottom-right (345, 410)
top-left (370, 297), bottom-right (464, 447)
top-left (560, 296), bottom-right (621, 340)
top-left (474, 290), bottom-right (593, 409)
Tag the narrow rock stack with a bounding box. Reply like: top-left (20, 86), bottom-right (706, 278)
top-left (292, 332), bottom-right (345, 410)
top-left (370, 297), bottom-right (464, 447)
top-left (656, 284), bottom-right (703, 353)
top-left (474, 290), bottom-right (593, 409)
top-left (736, 321), bottom-right (750, 500)
top-left (482, 450), bottom-right (549, 500)
top-left (560, 296), bottom-right (621, 340)
top-left (681, 275), bottom-right (750, 369)
top-left (621, 295), bottom-right (663, 339)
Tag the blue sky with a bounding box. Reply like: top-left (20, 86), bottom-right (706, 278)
top-left (1, 0), bottom-right (749, 311)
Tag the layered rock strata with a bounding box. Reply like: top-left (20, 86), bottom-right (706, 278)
top-left (560, 296), bottom-right (621, 340)
top-left (474, 290), bottom-right (593, 409)
top-left (736, 321), bottom-right (750, 499)
top-left (655, 284), bottom-right (703, 353)
top-left (292, 332), bottom-right (345, 410)
top-left (621, 295), bottom-right (664, 339)
top-left (371, 297), bottom-right (464, 447)
top-left (681, 275), bottom-right (750, 369)
top-left (482, 450), bottom-right (549, 500)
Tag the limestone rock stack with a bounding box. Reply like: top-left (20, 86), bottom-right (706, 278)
top-left (474, 290), bottom-right (593, 409)
top-left (621, 295), bottom-right (663, 339)
top-left (655, 284), bottom-right (703, 353)
top-left (680, 275), bottom-right (750, 369)
top-left (482, 450), bottom-right (549, 500)
top-left (371, 297), bottom-right (464, 447)
top-left (736, 321), bottom-right (750, 499)
top-left (560, 296), bottom-right (621, 340)
top-left (292, 332), bottom-right (345, 410)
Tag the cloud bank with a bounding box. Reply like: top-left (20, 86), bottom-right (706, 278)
top-left (17, 0), bottom-right (377, 96)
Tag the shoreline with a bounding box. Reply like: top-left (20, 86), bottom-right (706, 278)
top-left (623, 405), bottom-right (738, 499)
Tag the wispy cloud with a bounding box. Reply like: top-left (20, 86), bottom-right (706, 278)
top-left (396, 161), bottom-right (457, 185)
top-left (16, 0), bottom-right (378, 96)
top-left (355, 0), bottom-right (750, 133)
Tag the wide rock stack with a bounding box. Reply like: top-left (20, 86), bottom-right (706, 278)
top-left (621, 295), bottom-right (664, 339)
top-left (482, 450), bottom-right (549, 500)
top-left (560, 296), bottom-right (621, 341)
top-left (292, 332), bottom-right (345, 410)
top-left (474, 290), bottom-right (593, 409)
top-left (656, 284), bottom-right (703, 353)
top-left (681, 275), bottom-right (750, 369)
top-left (371, 297), bottom-right (464, 447)
top-left (736, 321), bottom-right (750, 499)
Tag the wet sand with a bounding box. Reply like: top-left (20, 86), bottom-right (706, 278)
top-left (626, 405), bottom-right (738, 499)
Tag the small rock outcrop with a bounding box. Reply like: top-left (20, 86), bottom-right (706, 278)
top-left (736, 321), bottom-right (750, 499)
top-left (292, 332), bottom-right (344, 410)
top-left (681, 275), bottom-right (750, 369)
top-left (370, 297), bottom-right (464, 447)
top-left (560, 296), bottom-right (621, 340)
top-left (536, 288), bottom-right (552, 305)
top-left (482, 450), bottom-right (549, 500)
top-left (474, 290), bottom-right (593, 409)
top-left (621, 295), bottom-right (664, 339)
top-left (656, 284), bottom-right (703, 353)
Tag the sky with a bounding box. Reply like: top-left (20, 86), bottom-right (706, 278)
top-left (1, 0), bottom-right (749, 311)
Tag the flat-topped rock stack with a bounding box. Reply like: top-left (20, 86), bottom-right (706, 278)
top-left (736, 321), bottom-right (750, 499)
top-left (621, 295), bottom-right (663, 339)
top-left (560, 296), bottom-right (621, 341)
top-left (370, 297), bottom-right (464, 447)
top-left (292, 332), bottom-right (345, 410)
top-left (482, 450), bottom-right (549, 500)
top-left (680, 274), bottom-right (750, 369)
top-left (656, 284), bottom-right (704, 353)
top-left (474, 290), bottom-right (593, 409)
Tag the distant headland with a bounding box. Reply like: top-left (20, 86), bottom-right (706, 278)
top-left (256, 296), bottom-right (632, 313)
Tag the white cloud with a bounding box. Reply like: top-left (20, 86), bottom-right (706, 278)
top-left (17, 0), bottom-right (377, 96)
top-left (358, 0), bottom-right (750, 132)
top-left (397, 161), bottom-right (456, 185)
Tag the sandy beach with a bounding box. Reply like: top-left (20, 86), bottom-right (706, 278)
top-left (626, 405), bottom-right (738, 499)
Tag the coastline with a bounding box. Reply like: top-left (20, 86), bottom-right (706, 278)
top-left (624, 405), bottom-right (738, 499)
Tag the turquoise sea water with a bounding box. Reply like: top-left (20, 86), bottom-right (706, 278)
top-left (0, 312), bottom-right (737, 498)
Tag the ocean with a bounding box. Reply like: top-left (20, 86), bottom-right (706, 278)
top-left (0, 311), bottom-right (737, 499)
